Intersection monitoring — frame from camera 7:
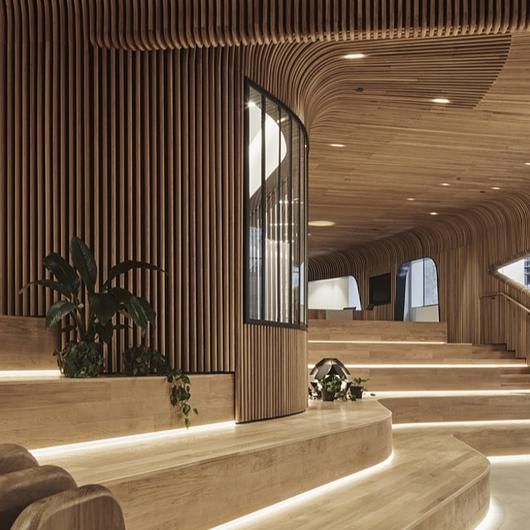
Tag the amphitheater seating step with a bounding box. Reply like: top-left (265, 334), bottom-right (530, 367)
top-left (33, 401), bottom-right (392, 530)
top-left (215, 429), bottom-right (489, 530)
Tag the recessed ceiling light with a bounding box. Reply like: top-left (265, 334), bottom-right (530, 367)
top-left (431, 98), bottom-right (450, 104)
top-left (308, 233), bottom-right (312, 237)
top-left (491, 186), bottom-right (501, 190)
top-left (525, 162), bottom-right (530, 166)
top-left (329, 143), bottom-right (346, 148)
top-left (308, 220), bottom-right (336, 227)
top-left (343, 53), bottom-right (366, 60)
top-left (406, 198), bottom-right (416, 201)
top-left (441, 182), bottom-right (450, 187)
top-left (429, 212), bottom-right (439, 216)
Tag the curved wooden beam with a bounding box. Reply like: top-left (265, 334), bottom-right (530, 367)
top-left (89, 1), bottom-right (530, 50)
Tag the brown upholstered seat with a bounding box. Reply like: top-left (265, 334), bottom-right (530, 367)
top-left (0, 465), bottom-right (76, 530)
top-left (10, 485), bottom-right (126, 530)
top-left (0, 444), bottom-right (38, 476)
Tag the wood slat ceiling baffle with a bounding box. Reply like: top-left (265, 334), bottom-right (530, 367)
top-left (88, 1), bottom-right (530, 50)
top-left (247, 33), bottom-right (530, 256)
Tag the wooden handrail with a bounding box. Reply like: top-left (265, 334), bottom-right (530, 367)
top-left (480, 291), bottom-right (530, 316)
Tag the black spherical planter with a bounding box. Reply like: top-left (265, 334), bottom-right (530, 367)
top-left (350, 386), bottom-right (363, 400)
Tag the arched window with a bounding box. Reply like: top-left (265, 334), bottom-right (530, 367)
top-left (395, 258), bottom-right (439, 322)
top-left (245, 80), bottom-right (309, 328)
top-left (308, 276), bottom-right (362, 310)
top-left (498, 256), bottom-right (530, 288)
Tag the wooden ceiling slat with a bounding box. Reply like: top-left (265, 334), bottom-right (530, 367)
top-left (88, 1), bottom-right (530, 50)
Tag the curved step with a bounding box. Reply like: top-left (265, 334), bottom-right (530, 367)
top-left (34, 401), bottom-right (392, 530)
top-left (215, 429), bottom-right (489, 530)
top-left (380, 392), bottom-right (530, 423)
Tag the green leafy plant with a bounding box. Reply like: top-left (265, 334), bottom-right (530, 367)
top-left (124, 345), bottom-right (167, 376)
top-left (167, 370), bottom-right (199, 428)
top-left (348, 377), bottom-right (370, 401)
top-left (320, 374), bottom-right (344, 401)
top-left (21, 236), bottom-right (165, 378)
top-left (55, 341), bottom-right (104, 379)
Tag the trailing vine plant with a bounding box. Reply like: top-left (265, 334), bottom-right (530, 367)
top-left (167, 370), bottom-right (199, 428)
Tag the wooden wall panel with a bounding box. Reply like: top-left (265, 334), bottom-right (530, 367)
top-left (88, 1), bottom-right (530, 51)
top-left (0, 2), bottom-right (241, 374)
top-left (0, 0), bottom-right (308, 423)
top-left (309, 194), bottom-right (530, 358)
top-left (239, 325), bottom-right (307, 422)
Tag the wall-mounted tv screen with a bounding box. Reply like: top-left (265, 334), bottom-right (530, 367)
top-left (369, 273), bottom-right (391, 306)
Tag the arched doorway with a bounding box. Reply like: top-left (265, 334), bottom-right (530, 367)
top-left (395, 258), bottom-right (440, 322)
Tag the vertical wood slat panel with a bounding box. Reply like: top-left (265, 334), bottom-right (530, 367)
top-left (0, 0), bottom-right (309, 423)
top-left (0, 1), bottom-right (250, 376)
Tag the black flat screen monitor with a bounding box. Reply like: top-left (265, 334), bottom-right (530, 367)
top-left (369, 273), bottom-right (391, 306)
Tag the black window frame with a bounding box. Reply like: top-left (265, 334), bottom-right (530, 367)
top-left (244, 79), bottom-right (309, 330)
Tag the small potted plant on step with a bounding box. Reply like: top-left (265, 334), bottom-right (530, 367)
top-left (349, 377), bottom-right (370, 400)
top-left (320, 374), bottom-right (343, 402)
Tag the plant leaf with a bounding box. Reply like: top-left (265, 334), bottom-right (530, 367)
top-left (19, 279), bottom-right (72, 297)
top-left (109, 287), bottom-right (133, 304)
top-left (43, 253), bottom-right (80, 294)
top-left (89, 292), bottom-right (120, 325)
top-left (122, 295), bottom-right (149, 330)
top-left (137, 297), bottom-right (156, 325)
top-left (104, 260), bottom-right (166, 288)
top-left (70, 237), bottom-right (97, 293)
top-left (46, 300), bottom-right (77, 328)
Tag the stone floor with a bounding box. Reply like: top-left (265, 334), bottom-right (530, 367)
top-left (484, 459), bottom-right (530, 529)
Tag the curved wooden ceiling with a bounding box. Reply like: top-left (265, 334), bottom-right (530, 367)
top-left (90, 1), bottom-right (530, 50)
top-left (87, 2), bottom-right (530, 258)
top-left (248, 32), bottom-right (530, 256)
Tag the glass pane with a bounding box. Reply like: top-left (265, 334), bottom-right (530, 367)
top-left (247, 87), bottom-right (263, 320)
top-left (423, 258), bottom-right (439, 306)
top-left (245, 82), bottom-right (308, 328)
top-left (291, 124), bottom-right (300, 324)
top-left (300, 139), bottom-right (307, 324)
top-left (264, 99), bottom-right (281, 322)
top-left (279, 113), bottom-right (292, 323)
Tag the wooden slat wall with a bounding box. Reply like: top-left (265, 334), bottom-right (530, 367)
top-left (309, 194), bottom-right (530, 358)
top-left (239, 325), bottom-right (307, 422)
top-left (0, 0), bottom-right (308, 422)
top-left (0, 2), bottom-right (241, 374)
top-left (88, 0), bottom-right (530, 50)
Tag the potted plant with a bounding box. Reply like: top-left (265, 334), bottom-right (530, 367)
top-left (320, 374), bottom-right (343, 402)
top-left (349, 377), bottom-right (369, 400)
top-left (21, 237), bottom-right (165, 378)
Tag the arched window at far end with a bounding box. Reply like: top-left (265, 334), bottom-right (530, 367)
top-left (395, 257), bottom-right (439, 322)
